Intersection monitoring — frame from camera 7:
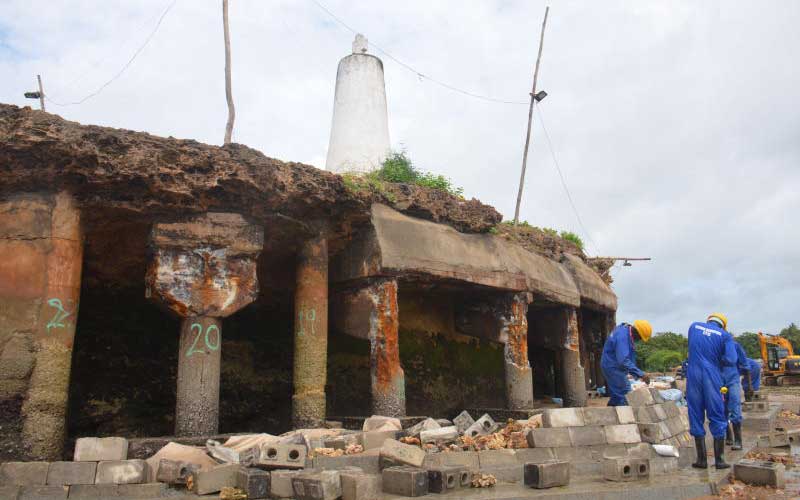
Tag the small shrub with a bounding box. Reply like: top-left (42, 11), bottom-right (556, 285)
top-left (371, 151), bottom-right (463, 197)
top-left (560, 231), bottom-right (584, 250)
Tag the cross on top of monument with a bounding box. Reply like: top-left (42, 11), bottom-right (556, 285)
top-left (352, 34), bottom-right (368, 54)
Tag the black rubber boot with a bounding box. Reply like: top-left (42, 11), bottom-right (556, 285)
top-left (732, 423), bottom-right (743, 451)
top-left (692, 436), bottom-right (708, 469)
top-left (714, 437), bottom-right (730, 469)
top-left (725, 425), bottom-right (733, 446)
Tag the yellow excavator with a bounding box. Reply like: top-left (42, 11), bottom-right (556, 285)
top-left (758, 332), bottom-right (800, 385)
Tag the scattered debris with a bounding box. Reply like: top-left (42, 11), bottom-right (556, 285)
top-left (344, 443), bottom-right (363, 455)
top-left (471, 473), bottom-right (497, 488)
top-left (313, 447), bottom-right (344, 457)
top-left (399, 436), bottom-right (421, 446)
top-left (778, 410), bottom-right (800, 421)
top-left (219, 486), bottom-right (247, 500)
top-left (745, 450), bottom-right (795, 466)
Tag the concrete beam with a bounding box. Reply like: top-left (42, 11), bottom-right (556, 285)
top-left (292, 236), bottom-right (329, 428)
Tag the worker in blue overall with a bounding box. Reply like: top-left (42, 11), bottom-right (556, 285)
top-left (742, 357), bottom-right (761, 401)
top-left (723, 341), bottom-right (749, 450)
top-left (601, 320), bottom-right (652, 406)
top-left (687, 313), bottom-right (737, 469)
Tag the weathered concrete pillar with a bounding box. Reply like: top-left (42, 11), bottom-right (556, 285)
top-left (292, 236), bottom-right (329, 429)
top-left (146, 213), bottom-right (263, 436)
top-left (176, 316), bottom-right (222, 436)
top-left (331, 278), bottom-right (406, 417)
top-left (561, 307), bottom-right (587, 407)
top-left (502, 293), bottom-right (534, 410)
top-left (0, 192), bottom-right (84, 460)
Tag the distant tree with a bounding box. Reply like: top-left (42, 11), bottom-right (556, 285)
top-left (635, 331), bottom-right (688, 372)
top-left (780, 323), bottom-right (800, 353)
top-left (735, 332), bottom-right (761, 360)
top-left (645, 350), bottom-right (684, 372)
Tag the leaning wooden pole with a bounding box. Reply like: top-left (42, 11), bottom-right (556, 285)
top-left (513, 6), bottom-right (549, 225)
top-left (222, 0), bottom-right (235, 145)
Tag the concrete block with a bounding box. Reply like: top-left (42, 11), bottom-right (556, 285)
top-left (363, 415), bottom-right (402, 432)
top-left (638, 423), bottom-right (667, 444)
top-left (649, 388), bottom-right (665, 403)
top-left (45, 462), bottom-right (96, 486)
top-left (381, 466), bottom-right (428, 497)
top-left (270, 470), bottom-right (302, 498)
top-left (422, 451), bottom-right (479, 472)
top-left (292, 470), bottom-right (341, 500)
top-left (743, 401), bottom-right (769, 412)
top-left (569, 426), bottom-right (606, 446)
top-left (787, 429), bottom-right (800, 445)
top-left (614, 406), bottom-right (636, 424)
top-left (463, 414), bottom-right (498, 438)
top-left (405, 418), bottom-right (440, 437)
top-left (665, 417), bottom-right (685, 437)
top-left (258, 443), bottom-right (307, 469)
top-left (528, 428), bottom-right (571, 448)
top-left (477, 449), bottom-right (517, 468)
top-left (479, 464), bottom-right (522, 483)
top-left (67, 483), bottom-right (166, 497)
top-left (237, 467), bottom-right (270, 499)
top-left (0, 486), bottom-right (18, 499)
top-left (188, 464), bottom-right (240, 495)
top-left (452, 411), bottom-right (475, 433)
top-left (593, 444), bottom-right (628, 459)
top-left (515, 448), bottom-right (556, 464)
top-left (734, 459), bottom-right (785, 488)
top-left (523, 460), bottom-right (570, 489)
top-left (95, 460), bottom-right (147, 485)
top-left (361, 430), bottom-right (398, 450)
top-left (743, 406), bottom-right (778, 432)
top-left (626, 388), bottom-right (654, 407)
top-left (582, 407), bottom-right (619, 426)
top-left (662, 400), bottom-right (681, 418)
top-left (604, 424), bottom-right (641, 444)
top-left (757, 431), bottom-right (789, 448)
top-left (542, 408), bottom-right (584, 428)
top-left (381, 439), bottom-right (426, 468)
top-left (601, 457), bottom-right (636, 482)
top-left (634, 406), bottom-right (655, 423)
top-left (73, 437), bottom-right (128, 462)
top-left (18, 485), bottom-right (68, 499)
top-left (155, 459), bottom-right (197, 485)
top-left (419, 426), bottom-right (458, 444)
top-left (313, 453), bottom-right (381, 474)
top-left (426, 466), bottom-right (462, 494)
top-left (625, 443), bottom-right (653, 459)
top-left (0, 462), bottom-right (49, 486)
top-left (650, 456), bottom-right (678, 475)
top-left (340, 471), bottom-right (379, 500)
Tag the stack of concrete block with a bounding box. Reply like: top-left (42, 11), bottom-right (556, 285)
top-left (742, 401), bottom-right (782, 432)
top-left (626, 388), bottom-right (692, 449)
top-left (734, 459), bottom-right (785, 488)
top-left (0, 437), bottom-right (170, 498)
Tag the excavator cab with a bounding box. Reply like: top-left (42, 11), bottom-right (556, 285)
top-left (759, 332), bottom-right (800, 385)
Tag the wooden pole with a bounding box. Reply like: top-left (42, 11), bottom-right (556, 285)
top-left (222, 0), bottom-right (235, 145)
top-left (513, 6), bottom-right (549, 225)
top-left (37, 74), bottom-right (46, 112)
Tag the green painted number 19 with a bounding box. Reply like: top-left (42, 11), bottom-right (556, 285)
top-left (186, 323), bottom-right (220, 357)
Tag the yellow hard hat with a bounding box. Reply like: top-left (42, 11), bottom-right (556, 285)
top-left (633, 320), bottom-right (653, 342)
top-left (707, 313), bottom-right (728, 330)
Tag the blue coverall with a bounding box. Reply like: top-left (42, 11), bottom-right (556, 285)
top-left (722, 342), bottom-right (749, 425)
top-left (601, 324), bottom-right (645, 406)
top-left (742, 358), bottom-right (761, 393)
top-left (686, 320), bottom-right (737, 438)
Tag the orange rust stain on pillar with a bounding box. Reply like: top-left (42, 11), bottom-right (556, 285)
top-left (292, 235), bottom-right (329, 428)
top-left (506, 297), bottom-right (529, 367)
top-left (370, 279), bottom-right (405, 417)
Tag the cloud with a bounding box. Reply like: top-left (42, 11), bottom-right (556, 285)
top-left (1, 0), bottom-right (798, 334)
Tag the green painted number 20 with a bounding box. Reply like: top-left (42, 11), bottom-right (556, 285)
top-left (186, 323), bottom-right (220, 357)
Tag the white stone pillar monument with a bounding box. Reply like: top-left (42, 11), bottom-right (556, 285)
top-left (325, 34), bottom-right (391, 174)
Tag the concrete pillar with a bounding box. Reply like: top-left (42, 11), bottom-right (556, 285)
top-left (325, 34), bottom-right (391, 174)
top-left (331, 278), bottom-right (406, 417)
top-left (561, 307), bottom-right (587, 408)
top-left (0, 192), bottom-right (84, 460)
top-left (176, 316), bottom-right (222, 436)
top-left (146, 213), bottom-right (263, 436)
top-left (292, 236), bottom-right (329, 429)
top-left (502, 293), bottom-right (534, 410)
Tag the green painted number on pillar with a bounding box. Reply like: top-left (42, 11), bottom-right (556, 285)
top-left (46, 298), bottom-right (71, 333)
top-left (186, 323), bottom-right (221, 357)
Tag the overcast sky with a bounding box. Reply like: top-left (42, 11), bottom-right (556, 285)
top-left (1, 1), bottom-right (798, 335)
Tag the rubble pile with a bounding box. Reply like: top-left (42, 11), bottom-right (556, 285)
top-left (0, 396), bottom-right (701, 498)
